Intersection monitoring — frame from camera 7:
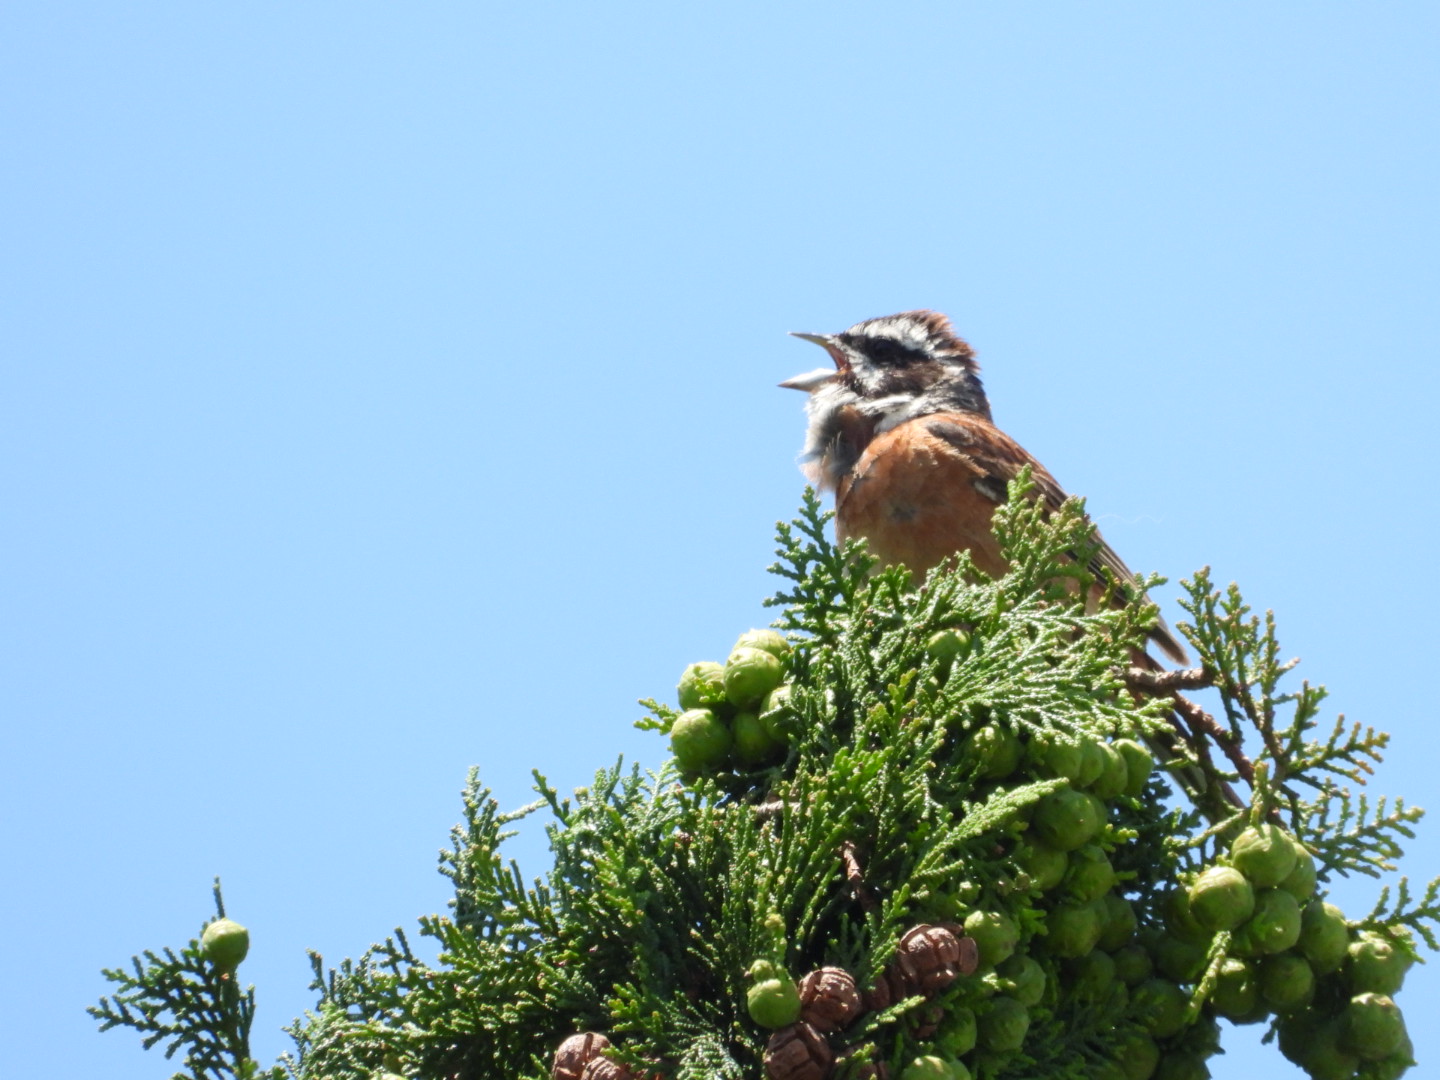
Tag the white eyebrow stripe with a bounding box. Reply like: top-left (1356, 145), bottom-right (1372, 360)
top-left (847, 316), bottom-right (933, 350)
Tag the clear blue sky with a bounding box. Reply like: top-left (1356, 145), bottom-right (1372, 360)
top-left (4, 4), bottom-right (1437, 1077)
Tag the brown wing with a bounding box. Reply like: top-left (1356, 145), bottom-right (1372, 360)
top-left (911, 413), bottom-right (1188, 664)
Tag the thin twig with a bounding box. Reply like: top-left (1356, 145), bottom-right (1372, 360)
top-left (1125, 665), bottom-right (1252, 809)
top-left (1124, 666), bottom-right (1214, 693)
top-left (1171, 692), bottom-right (1255, 788)
top-left (753, 799), bottom-right (786, 821)
top-left (840, 841), bottom-right (879, 913)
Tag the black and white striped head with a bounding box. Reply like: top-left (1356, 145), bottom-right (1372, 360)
top-left (781, 310), bottom-right (991, 489)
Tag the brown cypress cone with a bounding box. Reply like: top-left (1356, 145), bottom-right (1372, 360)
top-left (580, 1057), bottom-right (632, 1080)
top-left (895, 924), bottom-right (972, 993)
top-left (957, 936), bottom-right (979, 975)
top-left (798, 967), bottom-right (862, 1033)
top-left (939, 923), bottom-right (980, 975)
top-left (554, 1033), bottom-right (612, 1080)
top-left (764, 1021), bottom-right (834, 1080)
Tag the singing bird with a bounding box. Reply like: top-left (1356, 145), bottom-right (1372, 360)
top-left (782, 309), bottom-right (1186, 665)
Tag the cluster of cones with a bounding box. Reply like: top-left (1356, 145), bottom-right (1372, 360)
top-left (767, 924), bottom-right (979, 1080)
top-left (551, 924), bottom-right (978, 1080)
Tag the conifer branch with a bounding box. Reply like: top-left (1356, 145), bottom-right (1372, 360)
top-left (1357, 876), bottom-right (1440, 951)
top-left (93, 491), bottom-right (1435, 1080)
top-left (89, 884), bottom-right (275, 1080)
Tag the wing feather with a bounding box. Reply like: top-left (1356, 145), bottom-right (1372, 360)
top-left (923, 415), bottom-right (1187, 663)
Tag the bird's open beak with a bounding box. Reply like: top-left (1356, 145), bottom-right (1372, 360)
top-left (789, 331), bottom-right (833, 349)
top-left (779, 366), bottom-right (837, 391)
top-left (781, 332), bottom-right (844, 390)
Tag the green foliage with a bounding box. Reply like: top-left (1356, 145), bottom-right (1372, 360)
top-left (93, 485), bottom-right (1437, 1080)
top-left (89, 880), bottom-right (280, 1080)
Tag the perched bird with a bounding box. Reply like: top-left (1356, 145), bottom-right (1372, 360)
top-left (782, 309), bottom-right (1186, 665)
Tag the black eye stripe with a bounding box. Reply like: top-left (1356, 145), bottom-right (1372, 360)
top-left (839, 335), bottom-right (924, 367)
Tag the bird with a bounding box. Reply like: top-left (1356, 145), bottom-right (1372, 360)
top-left (781, 309), bottom-right (1187, 665)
